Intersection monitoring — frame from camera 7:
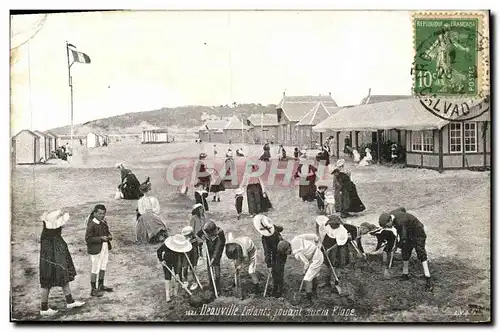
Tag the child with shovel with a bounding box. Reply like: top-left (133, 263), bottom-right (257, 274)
top-left (290, 233), bottom-right (324, 304)
top-left (225, 233), bottom-right (260, 298)
top-left (252, 215), bottom-right (284, 297)
top-left (197, 221), bottom-right (226, 295)
top-left (157, 234), bottom-right (193, 302)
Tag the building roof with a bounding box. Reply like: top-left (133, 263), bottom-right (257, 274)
top-left (360, 94), bottom-right (413, 105)
top-left (247, 113), bottom-right (278, 127)
top-left (44, 131), bottom-right (58, 138)
top-left (277, 94), bottom-right (338, 122)
top-left (201, 116), bottom-right (249, 131)
top-left (56, 134), bottom-right (87, 139)
top-left (313, 98), bottom-right (490, 132)
top-left (143, 128), bottom-right (169, 133)
top-left (296, 102), bottom-right (341, 126)
top-left (13, 129), bottom-right (38, 139)
top-left (33, 130), bottom-right (49, 138)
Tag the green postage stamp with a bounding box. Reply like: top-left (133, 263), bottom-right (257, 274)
top-left (412, 11), bottom-right (490, 98)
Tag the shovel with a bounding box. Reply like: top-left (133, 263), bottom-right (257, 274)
top-left (234, 269), bottom-right (243, 299)
top-left (350, 240), bottom-right (374, 270)
top-left (293, 277), bottom-right (305, 301)
top-left (263, 270), bottom-right (272, 297)
top-left (321, 245), bottom-right (343, 295)
top-left (203, 242), bottom-right (218, 298)
top-left (162, 262), bottom-right (193, 296)
top-left (184, 253), bottom-right (203, 291)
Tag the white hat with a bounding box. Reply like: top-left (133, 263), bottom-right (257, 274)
top-left (316, 215), bottom-right (329, 227)
top-left (235, 187), bottom-right (244, 195)
top-left (253, 214), bottom-right (275, 236)
top-left (192, 203), bottom-right (203, 211)
top-left (40, 210), bottom-right (70, 229)
top-left (336, 159), bottom-right (345, 168)
top-left (115, 162), bottom-right (124, 168)
top-left (365, 148), bottom-right (371, 153)
top-left (165, 234), bottom-right (193, 253)
top-left (181, 226), bottom-right (194, 236)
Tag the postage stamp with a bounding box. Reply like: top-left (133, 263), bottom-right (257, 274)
top-left (412, 11), bottom-right (490, 98)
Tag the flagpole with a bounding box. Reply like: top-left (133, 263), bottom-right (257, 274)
top-left (66, 41), bottom-right (74, 154)
top-left (261, 111), bottom-right (264, 143)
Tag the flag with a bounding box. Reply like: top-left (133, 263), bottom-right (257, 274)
top-left (68, 46), bottom-right (91, 64)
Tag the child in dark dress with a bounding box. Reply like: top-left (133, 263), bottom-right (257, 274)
top-left (235, 188), bottom-right (244, 220)
top-left (39, 210), bottom-right (85, 316)
top-left (315, 185), bottom-right (328, 213)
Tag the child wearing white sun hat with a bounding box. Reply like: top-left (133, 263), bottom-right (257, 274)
top-left (39, 210), bottom-right (85, 316)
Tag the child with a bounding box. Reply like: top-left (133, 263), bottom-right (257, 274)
top-left (391, 143), bottom-right (398, 163)
top-left (213, 144), bottom-right (218, 157)
top-left (85, 204), bottom-right (114, 297)
top-left (157, 234), bottom-right (193, 302)
top-left (293, 147), bottom-right (299, 160)
top-left (316, 215), bottom-right (349, 287)
top-left (197, 221), bottom-right (226, 293)
top-left (181, 226), bottom-right (202, 291)
top-left (190, 203), bottom-right (207, 236)
top-left (252, 215), bottom-right (284, 297)
top-left (235, 187), bottom-right (244, 220)
top-left (194, 182), bottom-right (209, 212)
top-left (225, 233), bottom-right (260, 295)
top-left (39, 210), bottom-right (85, 316)
top-left (315, 185), bottom-right (328, 214)
top-left (325, 191), bottom-right (336, 215)
top-left (273, 240), bottom-right (291, 297)
top-left (290, 233), bottom-right (323, 303)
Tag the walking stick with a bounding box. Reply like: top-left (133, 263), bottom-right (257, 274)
top-left (203, 242), bottom-right (218, 298)
top-left (321, 245), bottom-right (343, 295)
top-left (263, 270), bottom-right (272, 297)
top-left (162, 262), bottom-right (193, 296)
top-left (388, 247), bottom-right (395, 269)
top-left (183, 252), bottom-right (203, 290)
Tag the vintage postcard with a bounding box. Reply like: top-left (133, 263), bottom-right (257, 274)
top-left (10, 10), bottom-right (491, 323)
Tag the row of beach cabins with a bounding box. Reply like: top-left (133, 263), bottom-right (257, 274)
top-left (12, 131), bottom-right (111, 165)
top-left (198, 89), bottom-right (491, 172)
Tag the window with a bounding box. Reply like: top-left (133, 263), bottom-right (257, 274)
top-left (464, 122), bottom-right (477, 152)
top-left (449, 123), bottom-right (462, 153)
top-left (412, 131), bottom-right (434, 152)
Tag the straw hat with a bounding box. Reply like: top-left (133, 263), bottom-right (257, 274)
top-left (40, 210), bottom-right (70, 229)
top-left (253, 214), bottom-right (275, 236)
top-left (181, 226), bottom-right (194, 236)
top-left (199, 153), bottom-right (207, 159)
top-left (115, 162), bottom-right (124, 168)
top-left (235, 187), bottom-right (244, 195)
top-left (316, 215), bottom-right (329, 228)
top-left (165, 234), bottom-right (193, 253)
top-left (192, 203), bottom-right (203, 211)
top-left (336, 159), bottom-right (345, 168)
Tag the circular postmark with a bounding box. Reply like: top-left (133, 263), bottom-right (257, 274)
top-left (412, 18), bottom-right (490, 121)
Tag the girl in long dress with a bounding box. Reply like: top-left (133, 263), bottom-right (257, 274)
top-left (136, 181), bottom-right (168, 244)
top-left (39, 210), bottom-right (85, 316)
top-left (239, 165), bottom-right (267, 217)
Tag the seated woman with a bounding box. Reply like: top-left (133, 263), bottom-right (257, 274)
top-left (136, 180), bottom-right (168, 244)
top-left (116, 163), bottom-right (144, 200)
top-left (359, 148), bottom-right (373, 167)
top-left (236, 148), bottom-right (245, 157)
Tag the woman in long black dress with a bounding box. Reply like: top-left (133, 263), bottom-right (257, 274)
top-left (260, 143), bottom-right (271, 161)
top-left (331, 168), bottom-right (365, 217)
top-left (39, 210), bottom-right (85, 316)
top-left (116, 163), bottom-right (143, 200)
top-left (293, 153), bottom-right (318, 202)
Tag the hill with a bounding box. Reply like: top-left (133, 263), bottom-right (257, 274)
top-left (49, 103), bottom-right (277, 135)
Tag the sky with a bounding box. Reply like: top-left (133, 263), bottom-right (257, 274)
top-left (10, 10), bottom-right (413, 134)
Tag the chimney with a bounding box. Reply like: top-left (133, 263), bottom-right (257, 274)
top-left (329, 92), bottom-right (331, 97)
top-left (283, 90), bottom-right (285, 96)
top-left (365, 88), bottom-right (372, 105)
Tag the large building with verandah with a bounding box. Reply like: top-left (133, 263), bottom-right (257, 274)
top-left (313, 97), bottom-right (491, 171)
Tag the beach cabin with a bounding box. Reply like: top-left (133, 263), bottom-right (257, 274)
top-left (87, 132), bottom-right (100, 148)
top-left (44, 131), bottom-right (58, 156)
top-left (33, 130), bottom-right (50, 162)
top-left (13, 130), bottom-right (40, 164)
top-left (142, 128), bottom-right (169, 144)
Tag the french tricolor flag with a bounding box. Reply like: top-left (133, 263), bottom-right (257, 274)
top-left (68, 43), bottom-right (91, 64)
